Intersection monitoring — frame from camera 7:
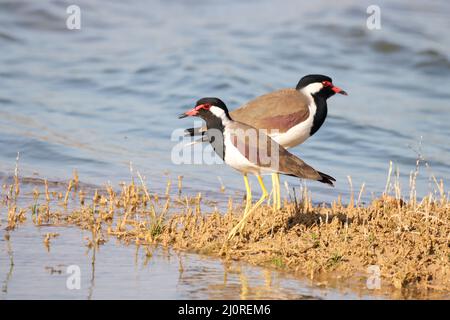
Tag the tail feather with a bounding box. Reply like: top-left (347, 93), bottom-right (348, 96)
top-left (317, 171), bottom-right (336, 187)
top-left (282, 153), bottom-right (336, 187)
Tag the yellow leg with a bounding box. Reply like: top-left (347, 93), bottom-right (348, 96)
top-left (271, 173), bottom-right (277, 209)
top-left (226, 174), bottom-right (252, 241)
top-left (227, 174), bottom-right (269, 240)
top-left (276, 173), bottom-right (281, 209)
top-left (272, 173), bottom-right (281, 210)
top-left (243, 174), bottom-right (252, 214)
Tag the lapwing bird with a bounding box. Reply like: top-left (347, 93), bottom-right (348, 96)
top-left (184, 75), bottom-right (347, 210)
top-left (179, 97), bottom-right (335, 240)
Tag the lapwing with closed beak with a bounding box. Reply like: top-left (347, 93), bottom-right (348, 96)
top-left (179, 97), bottom-right (335, 241)
top-left (184, 75), bottom-right (347, 210)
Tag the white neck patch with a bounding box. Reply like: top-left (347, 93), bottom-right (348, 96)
top-left (209, 106), bottom-right (230, 124)
top-left (300, 82), bottom-right (323, 100)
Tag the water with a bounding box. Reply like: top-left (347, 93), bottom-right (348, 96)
top-left (1, 222), bottom-right (380, 300)
top-left (0, 0), bottom-right (449, 299)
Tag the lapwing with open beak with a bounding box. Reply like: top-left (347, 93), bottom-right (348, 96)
top-left (184, 75), bottom-right (347, 210)
top-left (179, 97), bottom-right (335, 240)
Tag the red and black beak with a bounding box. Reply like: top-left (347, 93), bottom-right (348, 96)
top-left (178, 108), bottom-right (198, 119)
top-left (178, 103), bottom-right (209, 119)
top-left (331, 85), bottom-right (348, 95)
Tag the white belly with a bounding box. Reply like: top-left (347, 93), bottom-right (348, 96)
top-left (269, 113), bottom-right (314, 149)
top-left (223, 130), bottom-right (275, 175)
top-left (223, 133), bottom-right (260, 174)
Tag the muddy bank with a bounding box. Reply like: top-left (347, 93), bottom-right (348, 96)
top-left (159, 196), bottom-right (449, 298)
top-left (2, 167), bottom-right (449, 299)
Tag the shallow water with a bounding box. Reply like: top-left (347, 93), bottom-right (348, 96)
top-left (1, 221), bottom-right (383, 300)
top-left (0, 0), bottom-right (449, 299)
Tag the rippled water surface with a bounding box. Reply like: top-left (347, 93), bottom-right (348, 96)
top-left (0, 0), bottom-right (449, 299)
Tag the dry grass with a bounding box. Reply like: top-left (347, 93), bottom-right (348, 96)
top-left (1, 162), bottom-right (449, 298)
top-left (162, 195), bottom-right (449, 295)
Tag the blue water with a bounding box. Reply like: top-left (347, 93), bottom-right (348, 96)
top-left (0, 0), bottom-right (449, 299)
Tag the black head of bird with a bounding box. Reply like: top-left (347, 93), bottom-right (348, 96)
top-left (296, 74), bottom-right (348, 99)
top-left (178, 97), bottom-right (231, 121)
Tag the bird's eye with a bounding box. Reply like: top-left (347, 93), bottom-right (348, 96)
top-left (322, 81), bottom-right (332, 87)
top-left (195, 103), bottom-right (211, 111)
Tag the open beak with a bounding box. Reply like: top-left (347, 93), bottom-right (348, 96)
top-left (178, 108), bottom-right (198, 119)
top-left (331, 85), bottom-right (348, 95)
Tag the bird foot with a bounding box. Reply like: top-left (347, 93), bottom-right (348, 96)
top-left (226, 219), bottom-right (245, 241)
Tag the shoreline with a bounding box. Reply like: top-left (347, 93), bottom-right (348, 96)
top-left (2, 165), bottom-right (448, 299)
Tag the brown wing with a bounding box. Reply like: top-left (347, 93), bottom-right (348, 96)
top-left (189, 88), bottom-right (310, 135)
top-left (230, 89), bottom-right (310, 133)
top-left (227, 122), bottom-right (335, 185)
